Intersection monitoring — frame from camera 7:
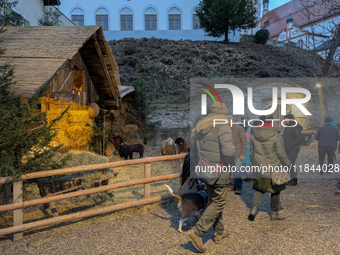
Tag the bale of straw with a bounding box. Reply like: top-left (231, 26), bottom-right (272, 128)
top-left (46, 108), bottom-right (93, 152)
top-left (121, 124), bottom-right (143, 145)
top-left (49, 151), bottom-right (116, 190)
top-left (122, 125), bottom-right (138, 134)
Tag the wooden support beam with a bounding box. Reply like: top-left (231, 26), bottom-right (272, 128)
top-left (49, 202), bottom-right (58, 217)
top-left (92, 34), bottom-right (118, 103)
top-left (13, 181), bottom-right (23, 241)
top-left (105, 100), bottom-right (118, 107)
top-left (58, 71), bottom-right (73, 92)
top-left (54, 92), bottom-right (73, 102)
top-left (144, 163), bottom-right (151, 199)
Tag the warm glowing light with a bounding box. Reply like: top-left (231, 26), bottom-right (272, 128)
top-left (316, 84), bottom-right (321, 88)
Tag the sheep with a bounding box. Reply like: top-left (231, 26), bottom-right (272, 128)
top-left (117, 144), bottom-right (133, 160)
top-left (175, 137), bottom-right (190, 154)
top-left (123, 142), bottom-right (144, 158)
top-left (161, 138), bottom-right (176, 155)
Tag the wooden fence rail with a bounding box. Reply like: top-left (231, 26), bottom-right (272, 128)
top-left (0, 154), bottom-right (186, 240)
top-left (0, 154), bottom-right (186, 185)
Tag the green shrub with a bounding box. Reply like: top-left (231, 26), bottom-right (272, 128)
top-left (255, 29), bottom-right (270, 44)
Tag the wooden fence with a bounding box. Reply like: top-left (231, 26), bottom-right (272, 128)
top-left (0, 154), bottom-right (186, 241)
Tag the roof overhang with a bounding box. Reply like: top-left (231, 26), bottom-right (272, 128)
top-left (120, 86), bottom-right (135, 98)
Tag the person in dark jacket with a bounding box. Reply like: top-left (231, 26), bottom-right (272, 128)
top-left (248, 115), bottom-right (291, 221)
top-left (228, 115), bottom-right (248, 195)
top-left (239, 116), bottom-right (248, 132)
top-left (315, 117), bottom-right (340, 172)
top-left (187, 103), bottom-right (235, 253)
top-left (283, 114), bottom-right (303, 186)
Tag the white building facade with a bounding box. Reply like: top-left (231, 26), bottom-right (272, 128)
top-left (59, 0), bottom-right (261, 41)
top-left (12, 0), bottom-right (74, 27)
top-left (261, 0), bottom-right (340, 62)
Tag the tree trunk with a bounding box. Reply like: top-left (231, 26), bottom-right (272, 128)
top-left (224, 28), bottom-right (229, 43)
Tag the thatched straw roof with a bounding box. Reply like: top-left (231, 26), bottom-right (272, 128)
top-left (0, 26), bottom-right (125, 103)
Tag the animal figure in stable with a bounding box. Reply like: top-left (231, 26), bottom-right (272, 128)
top-left (175, 137), bottom-right (190, 154)
top-left (164, 184), bottom-right (210, 232)
top-left (117, 143), bottom-right (133, 160)
top-left (122, 142), bottom-right (144, 158)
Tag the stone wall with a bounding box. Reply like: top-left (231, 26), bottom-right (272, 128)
top-left (146, 103), bottom-right (190, 146)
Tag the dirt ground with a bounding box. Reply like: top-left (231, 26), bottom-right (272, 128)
top-left (0, 142), bottom-right (340, 254)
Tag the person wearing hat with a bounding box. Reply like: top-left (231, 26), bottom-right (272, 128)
top-left (283, 114), bottom-right (303, 186)
top-left (315, 117), bottom-right (340, 172)
top-left (187, 103), bottom-right (235, 252)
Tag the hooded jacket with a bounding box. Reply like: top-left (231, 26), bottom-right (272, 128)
top-left (315, 123), bottom-right (340, 147)
top-left (194, 114), bottom-right (235, 165)
top-left (283, 114), bottom-right (303, 150)
top-left (330, 116), bottom-right (339, 132)
top-left (250, 126), bottom-right (291, 193)
top-left (191, 103), bottom-right (235, 186)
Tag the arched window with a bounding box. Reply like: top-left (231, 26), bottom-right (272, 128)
top-left (121, 8), bottom-right (133, 30)
top-left (168, 7), bottom-right (181, 30)
top-left (297, 39), bottom-right (303, 48)
top-left (193, 14), bottom-right (202, 29)
top-left (145, 7), bottom-right (157, 30)
top-left (71, 8), bottom-right (84, 26)
top-left (96, 8), bottom-right (108, 31)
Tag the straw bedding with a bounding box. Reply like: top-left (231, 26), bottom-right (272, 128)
top-left (46, 109), bottom-right (93, 152)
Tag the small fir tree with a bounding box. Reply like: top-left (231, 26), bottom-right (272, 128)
top-left (195, 0), bottom-right (258, 43)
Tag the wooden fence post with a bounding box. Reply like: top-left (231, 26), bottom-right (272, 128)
top-left (144, 163), bottom-right (151, 198)
top-left (13, 181), bottom-right (23, 241)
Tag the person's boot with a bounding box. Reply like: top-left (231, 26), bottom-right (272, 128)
top-left (214, 231), bottom-right (229, 244)
top-left (286, 178), bottom-right (297, 186)
top-left (235, 188), bottom-right (242, 195)
top-left (186, 229), bottom-right (206, 253)
top-left (248, 206), bottom-right (258, 221)
top-left (270, 211), bottom-right (285, 221)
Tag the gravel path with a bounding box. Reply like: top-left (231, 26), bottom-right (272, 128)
top-left (0, 178), bottom-right (339, 255)
top-left (1, 143), bottom-right (340, 254)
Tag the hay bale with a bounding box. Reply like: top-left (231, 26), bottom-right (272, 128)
top-left (51, 151), bottom-right (115, 190)
top-left (46, 108), bottom-right (93, 152)
top-left (122, 125), bottom-right (138, 133)
top-left (121, 124), bottom-right (143, 144)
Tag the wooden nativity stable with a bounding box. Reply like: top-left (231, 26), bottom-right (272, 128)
top-left (0, 26), bottom-right (134, 151)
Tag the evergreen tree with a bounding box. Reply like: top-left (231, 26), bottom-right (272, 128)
top-left (0, 1), bottom-right (68, 180)
top-left (195, 0), bottom-right (258, 43)
top-left (0, 0), bottom-right (23, 26)
top-left (38, 7), bottom-right (62, 26)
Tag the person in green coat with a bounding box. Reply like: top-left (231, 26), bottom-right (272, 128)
top-left (187, 103), bottom-right (235, 253)
top-left (248, 115), bottom-right (291, 221)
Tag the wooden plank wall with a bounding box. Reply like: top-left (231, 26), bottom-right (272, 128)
top-left (48, 52), bottom-right (99, 106)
